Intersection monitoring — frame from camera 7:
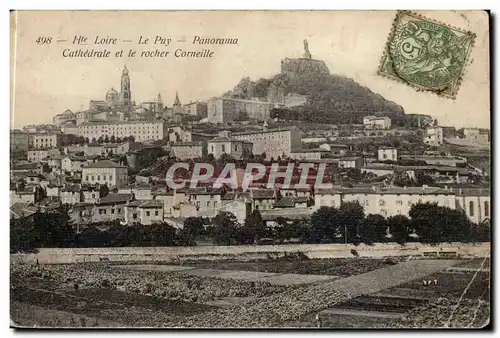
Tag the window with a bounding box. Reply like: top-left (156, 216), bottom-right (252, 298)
top-left (222, 145), bottom-right (226, 152)
top-left (383, 154), bottom-right (387, 159)
top-left (92, 193), bottom-right (95, 199)
top-left (97, 175), bottom-right (100, 181)
top-left (381, 209), bottom-right (387, 216)
top-left (214, 201), bottom-right (218, 208)
top-left (207, 201), bottom-right (210, 207)
top-left (91, 176), bottom-right (95, 181)
top-left (103, 209), bottom-right (107, 214)
top-left (111, 209), bottom-right (115, 214)
top-left (109, 175), bottom-right (112, 181)
top-left (485, 201), bottom-right (489, 217)
top-left (379, 199), bottom-right (386, 206)
top-left (118, 208), bottom-right (122, 213)
top-left (396, 200), bottom-right (403, 205)
top-left (133, 213), bottom-right (137, 219)
top-left (469, 201), bottom-right (475, 217)
top-left (155, 210), bottom-right (159, 216)
top-left (146, 211), bottom-right (150, 216)
top-left (86, 176), bottom-right (89, 181)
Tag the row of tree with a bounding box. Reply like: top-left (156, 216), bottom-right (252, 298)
top-left (10, 202), bottom-right (490, 253)
top-left (67, 135), bottom-right (137, 146)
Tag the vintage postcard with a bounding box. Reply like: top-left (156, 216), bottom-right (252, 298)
top-left (10, 10), bottom-right (490, 329)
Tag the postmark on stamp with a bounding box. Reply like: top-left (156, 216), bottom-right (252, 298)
top-left (378, 11), bottom-right (476, 99)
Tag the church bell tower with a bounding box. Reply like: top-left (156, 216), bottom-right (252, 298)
top-left (120, 65), bottom-right (132, 111)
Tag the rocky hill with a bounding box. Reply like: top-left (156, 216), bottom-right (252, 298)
top-left (224, 57), bottom-right (406, 125)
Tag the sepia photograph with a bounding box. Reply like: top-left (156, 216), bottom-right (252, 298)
top-left (9, 10), bottom-right (491, 329)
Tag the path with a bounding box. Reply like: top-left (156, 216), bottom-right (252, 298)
top-left (175, 259), bottom-right (461, 327)
top-left (115, 264), bottom-right (340, 285)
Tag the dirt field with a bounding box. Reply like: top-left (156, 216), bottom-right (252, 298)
top-left (169, 257), bottom-right (399, 277)
top-left (10, 257), bottom-right (490, 328)
top-left (11, 301), bottom-right (123, 328)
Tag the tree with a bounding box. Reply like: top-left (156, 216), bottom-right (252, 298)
top-left (409, 202), bottom-right (472, 244)
top-left (41, 163), bottom-right (51, 173)
top-left (393, 171), bottom-right (415, 187)
top-left (128, 135), bottom-right (135, 143)
top-left (122, 136), bottom-right (129, 142)
top-left (10, 217), bottom-right (37, 253)
top-left (104, 135), bottom-right (110, 143)
top-left (150, 223), bottom-right (176, 246)
top-left (212, 212), bottom-right (239, 245)
top-left (31, 205), bottom-right (75, 248)
top-left (275, 219), bottom-right (308, 243)
top-left (387, 215), bottom-right (412, 245)
top-left (415, 170), bottom-right (435, 186)
top-left (239, 209), bottom-right (266, 244)
top-left (310, 206), bottom-right (340, 243)
top-left (99, 184), bottom-right (109, 198)
top-left (79, 226), bottom-right (104, 247)
top-left (97, 136), bottom-right (104, 144)
top-left (182, 217), bottom-right (205, 242)
top-left (85, 137), bottom-right (90, 144)
top-left (110, 135), bottom-right (116, 143)
top-left (360, 214), bottom-right (388, 244)
top-left (472, 220), bottom-right (491, 242)
top-left (338, 201), bottom-right (365, 244)
top-left (34, 186), bottom-right (47, 203)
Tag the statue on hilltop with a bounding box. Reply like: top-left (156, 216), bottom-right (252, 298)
top-left (303, 39), bottom-right (312, 59)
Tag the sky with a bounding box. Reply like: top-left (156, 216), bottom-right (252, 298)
top-left (11, 10), bottom-right (490, 129)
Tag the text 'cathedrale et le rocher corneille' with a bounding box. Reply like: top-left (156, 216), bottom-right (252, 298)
top-left (61, 36), bottom-right (239, 58)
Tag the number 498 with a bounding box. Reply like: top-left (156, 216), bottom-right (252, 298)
top-left (36, 37), bottom-right (52, 44)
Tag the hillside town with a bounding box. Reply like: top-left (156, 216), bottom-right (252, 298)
top-left (9, 10), bottom-right (491, 330)
top-left (10, 41), bottom-right (491, 245)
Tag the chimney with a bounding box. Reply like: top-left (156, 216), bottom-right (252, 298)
top-left (218, 130), bottom-right (231, 138)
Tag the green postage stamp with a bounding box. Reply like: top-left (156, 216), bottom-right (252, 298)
top-left (379, 11), bottom-right (476, 98)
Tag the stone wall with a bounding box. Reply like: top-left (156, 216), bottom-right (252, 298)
top-left (11, 242), bottom-right (490, 265)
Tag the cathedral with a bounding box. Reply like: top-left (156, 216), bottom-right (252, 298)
top-left (89, 66), bottom-right (133, 112)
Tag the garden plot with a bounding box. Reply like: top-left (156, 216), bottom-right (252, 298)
top-left (320, 308), bottom-right (404, 319)
top-left (205, 296), bottom-right (255, 308)
top-left (118, 264), bottom-right (340, 285)
top-left (263, 273), bottom-right (339, 285)
top-left (318, 259), bottom-right (461, 296)
top-left (116, 264), bottom-right (197, 272)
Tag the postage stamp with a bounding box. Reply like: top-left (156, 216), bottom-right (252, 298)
top-left (378, 11), bottom-right (476, 99)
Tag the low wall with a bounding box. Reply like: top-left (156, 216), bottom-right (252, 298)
top-left (10, 242), bottom-right (490, 265)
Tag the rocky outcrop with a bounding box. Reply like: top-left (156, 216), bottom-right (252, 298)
top-left (280, 58), bottom-right (330, 77)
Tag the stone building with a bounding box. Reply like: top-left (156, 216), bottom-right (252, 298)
top-left (232, 127), bottom-right (302, 160)
top-left (363, 116), bottom-right (392, 130)
top-left (28, 132), bottom-right (62, 149)
top-left (207, 131), bottom-right (253, 160)
top-left (53, 109), bottom-right (76, 127)
top-left (170, 142), bottom-right (205, 160)
top-left (78, 120), bottom-right (166, 142)
top-left (10, 130), bottom-right (30, 152)
top-left (81, 160), bottom-right (128, 187)
top-left (207, 97), bottom-right (273, 123)
top-left (378, 147), bottom-right (398, 162)
top-left (183, 101), bottom-right (208, 117)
